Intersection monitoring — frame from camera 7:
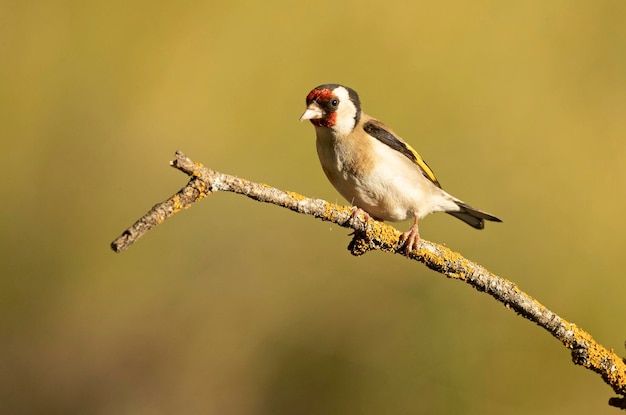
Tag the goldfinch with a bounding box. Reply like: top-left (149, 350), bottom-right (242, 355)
top-left (300, 83), bottom-right (501, 252)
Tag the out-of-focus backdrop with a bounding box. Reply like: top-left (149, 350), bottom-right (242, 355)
top-left (2, 1), bottom-right (626, 414)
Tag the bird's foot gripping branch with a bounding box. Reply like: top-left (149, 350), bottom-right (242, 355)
top-left (111, 151), bottom-right (626, 409)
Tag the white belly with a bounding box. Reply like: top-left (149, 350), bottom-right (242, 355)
top-left (316, 129), bottom-right (454, 222)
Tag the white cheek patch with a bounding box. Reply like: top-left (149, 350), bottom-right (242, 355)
top-left (332, 87), bottom-right (358, 136)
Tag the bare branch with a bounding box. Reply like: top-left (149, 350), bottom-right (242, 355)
top-left (110, 177), bottom-right (211, 253)
top-left (111, 151), bottom-right (626, 407)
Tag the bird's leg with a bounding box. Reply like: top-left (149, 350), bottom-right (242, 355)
top-left (347, 206), bottom-right (373, 239)
top-left (401, 214), bottom-right (420, 253)
top-left (347, 207), bottom-right (375, 256)
top-left (350, 206), bottom-right (372, 225)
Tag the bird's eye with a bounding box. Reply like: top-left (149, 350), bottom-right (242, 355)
top-left (331, 99), bottom-right (339, 107)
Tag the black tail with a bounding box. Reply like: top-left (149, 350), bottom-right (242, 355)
top-left (447, 200), bottom-right (502, 229)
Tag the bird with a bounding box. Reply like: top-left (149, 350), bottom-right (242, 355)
top-left (299, 83), bottom-right (501, 252)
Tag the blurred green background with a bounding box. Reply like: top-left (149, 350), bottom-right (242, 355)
top-left (2, 1), bottom-right (626, 413)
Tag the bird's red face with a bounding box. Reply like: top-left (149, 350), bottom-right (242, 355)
top-left (300, 84), bottom-right (362, 136)
top-left (300, 87), bottom-right (340, 128)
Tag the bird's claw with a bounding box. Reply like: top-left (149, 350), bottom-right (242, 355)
top-left (400, 223), bottom-right (420, 253)
top-left (349, 206), bottom-right (371, 226)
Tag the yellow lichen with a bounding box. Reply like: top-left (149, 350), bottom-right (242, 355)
top-left (564, 323), bottom-right (626, 391)
top-left (193, 181), bottom-right (209, 198)
top-left (171, 194), bottom-right (186, 211)
top-left (285, 191), bottom-right (307, 201)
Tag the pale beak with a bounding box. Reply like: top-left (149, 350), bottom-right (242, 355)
top-left (299, 102), bottom-right (324, 121)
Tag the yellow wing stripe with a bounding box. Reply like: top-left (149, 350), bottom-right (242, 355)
top-left (405, 143), bottom-right (439, 185)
